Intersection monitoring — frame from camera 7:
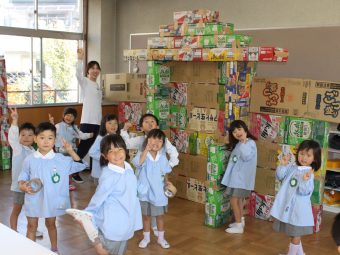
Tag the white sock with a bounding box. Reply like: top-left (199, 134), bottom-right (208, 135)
top-left (235, 223), bottom-right (243, 228)
top-left (143, 232), bottom-right (150, 242)
top-left (158, 231), bottom-right (165, 241)
top-left (287, 243), bottom-right (299, 255)
top-left (297, 242), bottom-right (304, 255)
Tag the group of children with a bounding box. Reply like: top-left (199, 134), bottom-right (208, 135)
top-left (7, 103), bottom-right (340, 254)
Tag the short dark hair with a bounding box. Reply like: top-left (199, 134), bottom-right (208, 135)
top-left (332, 213), bottom-right (340, 246)
top-left (100, 134), bottom-right (128, 167)
top-left (86, 60), bottom-right (101, 75)
top-left (63, 107), bottom-right (77, 119)
top-left (35, 122), bottom-right (56, 136)
top-left (142, 129), bottom-right (166, 150)
top-left (19, 122), bottom-right (35, 134)
top-left (296, 140), bottom-right (322, 172)
top-left (99, 114), bottom-right (119, 136)
top-left (139, 113), bottom-right (159, 128)
top-left (228, 120), bottom-right (256, 149)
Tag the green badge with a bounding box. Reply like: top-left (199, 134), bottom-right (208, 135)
top-left (232, 155), bottom-right (238, 163)
top-left (289, 177), bottom-right (298, 187)
top-left (51, 167), bottom-right (60, 184)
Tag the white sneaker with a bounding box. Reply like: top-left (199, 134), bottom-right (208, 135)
top-left (138, 239), bottom-right (150, 248)
top-left (35, 230), bottom-right (43, 237)
top-left (225, 223), bottom-right (244, 234)
top-left (66, 208), bottom-right (98, 243)
top-left (228, 217), bottom-right (245, 228)
top-left (152, 226), bottom-right (159, 237)
top-left (157, 239), bottom-right (170, 249)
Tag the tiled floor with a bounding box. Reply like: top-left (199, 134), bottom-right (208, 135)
top-left (0, 170), bottom-right (338, 255)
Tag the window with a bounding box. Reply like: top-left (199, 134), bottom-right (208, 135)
top-left (0, 0), bottom-right (84, 106)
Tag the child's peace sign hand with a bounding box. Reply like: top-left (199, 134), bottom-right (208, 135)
top-left (48, 113), bottom-right (54, 124)
top-left (9, 108), bottom-right (18, 120)
top-left (62, 138), bottom-right (73, 153)
top-left (77, 48), bottom-right (84, 60)
top-left (145, 139), bottom-right (153, 152)
top-left (280, 154), bottom-right (291, 166)
top-left (303, 170), bottom-right (313, 181)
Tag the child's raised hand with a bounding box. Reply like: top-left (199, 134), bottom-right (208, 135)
top-left (280, 154), bottom-right (291, 166)
top-left (48, 113), bottom-right (54, 124)
top-left (77, 48), bottom-right (84, 60)
top-left (145, 139), bottom-right (153, 152)
top-left (123, 122), bottom-right (132, 131)
top-left (9, 108), bottom-right (18, 121)
top-left (61, 138), bottom-right (73, 153)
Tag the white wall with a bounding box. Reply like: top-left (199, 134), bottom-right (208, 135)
top-left (89, 0), bottom-right (340, 73)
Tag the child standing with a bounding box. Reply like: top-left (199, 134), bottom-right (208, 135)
top-left (132, 129), bottom-right (172, 249)
top-left (221, 120), bottom-right (257, 234)
top-left (49, 107), bottom-right (93, 190)
top-left (18, 122), bottom-right (87, 253)
top-left (89, 114), bottom-right (119, 180)
top-left (67, 134), bottom-right (142, 255)
top-left (271, 140), bottom-right (321, 255)
top-left (8, 108), bottom-right (42, 236)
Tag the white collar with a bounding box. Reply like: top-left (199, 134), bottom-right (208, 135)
top-left (107, 162), bottom-right (126, 174)
top-left (23, 145), bottom-right (35, 152)
top-left (147, 151), bottom-right (161, 162)
top-left (33, 149), bottom-right (55, 159)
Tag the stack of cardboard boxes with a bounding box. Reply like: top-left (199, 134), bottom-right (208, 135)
top-left (0, 58), bottom-right (10, 170)
top-left (249, 77), bottom-right (340, 232)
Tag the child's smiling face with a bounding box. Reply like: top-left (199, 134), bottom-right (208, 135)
top-left (142, 116), bottom-right (158, 133)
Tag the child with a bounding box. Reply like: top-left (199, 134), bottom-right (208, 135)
top-left (132, 129), bottom-right (172, 249)
top-left (18, 122), bottom-right (87, 253)
top-left (89, 114), bottom-right (119, 180)
top-left (8, 108), bottom-right (43, 236)
top-left (271, 140), bottom-right (321, 255)
top-left (49, 107), bottom-right (93, 190)
top-left (332, 213), bottom-right (340, 253)
top-left (66, 134), bottom-right (142, 255)
top-left (121, 113), bottom-right (179, 236)
top-left (221, 120), bottom-right (257, 234)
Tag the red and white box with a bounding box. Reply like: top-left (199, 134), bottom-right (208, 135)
top-left (118, 102), bottom-right (144, 131)
top-left (248, 191), bottom-right (274, 221)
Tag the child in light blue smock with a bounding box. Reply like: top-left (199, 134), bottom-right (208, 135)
top-left (18, 122), bottom-right (87, 253)
top-left (132, 129), bottom-right (172, 250)
top-left (271, 140), bottom-right (321, 255)
top-left (50, 107), bottom-right (93, 190)
top-left (89, 113), bottom-right (119, 180)
top-left (67, 134), bottom-right (142, 255)
top-left (221, 120), bottom-right (257, 234)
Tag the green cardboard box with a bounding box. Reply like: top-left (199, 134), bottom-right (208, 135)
top-left (207, 143), bottom-right (231, 175)
top-left (0, 158), bottom-right (11, 170)
top-left (170, 105), bottom-right (187, 129)
top-left (205, 210), bottom-right (232, 228)
top-left (205, 201), bottom-right (230, 216)
top-left (146, 61), bottom-right (170, 88)
top-left (0, 146), bottom-right (11, 160)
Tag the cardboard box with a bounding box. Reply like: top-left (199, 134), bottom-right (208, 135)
top-left (248, 47), bottom-right (259, 61)
top-left (249, 113), bottom-right (285, 143)
top-left (277, 144), bottom-right (298, 165)
top-left (256, 141), bottom-right (279, 169)
top-left (170, 106), bottom-right (188, 129)
top-left (259, 47), bottom-right (274, 61)
top-left (103, 73), bottom-right (146, 103)
top-left (254, 167), bottom-right (276, 196)
top-left (170, 82), bottom-right (188, 106)
top-left (248, 192), bottom-right (274, 221)
top-left (169, 61), bottom-right (219, 83)
top-left (197, 132), bottom-right (217, 156)
top-left (207, 143), bottom-right (231, 175)
top-left (170, 153), bottom-right (189, 177)
top-left (205, 201), bottom-right (231, 216)
top-left (186, 177), bottom-right (207, 204)
top-left (173, 10), bottom-right (220, 24)
top-left (274, 47), bottom-right (289, 62)
top-left (205, 210), bottom-right (232, 228)
top-left (208, 48), bottom-right (235, 61)
top-left (187, 155), bottom-right (208, 181)
top-left (146, 61), bottom-right (170, 87)
top-left (250, 77), bottom-right (308, 117)
top-left (312, 204), bottom-right (322, 233)
top-left (305, 80), bottom-right (340, 123)
top-left (123, 49), bottom-right (148, 61)
top-left (170, 128), bottom-right (189, 153)
top-left (118, 102), bottom-right (145, 131)
top-left (147, 37), bottom-right (173, 49)
top-left (0, 158), bottom-right (10, 170)
top-left (146, 96), bottom-right (170, 121)
top-left (188, 131), bottom-right (199, 155)
top-left (187, 83), bottom-right (221, 109)
top-left (168, 174), bottom-right (188, 199)
top-left (188, 107), bottom-right (218, 133)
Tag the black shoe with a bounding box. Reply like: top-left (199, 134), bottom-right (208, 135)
top-left (72, 174), bottom-right (84, 184)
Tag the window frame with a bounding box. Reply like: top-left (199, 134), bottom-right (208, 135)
top-left (0, 0), bottom-right (87, 108)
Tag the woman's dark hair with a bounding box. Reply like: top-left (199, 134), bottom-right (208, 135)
top-left (228, 120), bottom-right (256, 150)
top-left (86, 60), bottom-right (101, 75)
top-left (139, 113), bottom-right (159, 128)
top-left (35, 122), bottom-right (56, 136)
top-left (296, 140), bottom-right (322, 172)
top-left (99, 114), bottom-right (119, 136)
top-left (142, 129), bottom-right (166, 150)
top-left (331, 213), bottom-right (340, 246)
top-left (19, 122), bottom-right (35, 134)
top-left (100, 134), bottom-right (128, 167)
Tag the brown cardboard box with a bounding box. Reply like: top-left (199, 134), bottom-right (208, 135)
top-left (168, 62), bottom-right (219, 83)
top-left (187, 177), bottom-right (207, 204)
top-left (256, 140), bottom-right (279, 169)
top-left (103, 73), bottom-right (146, 103)
top-left (187, 83), bottom-right (220, 109)
top-left (250, 77), bottom-right (308, 117)
top-left (254, 167), bottom-right (276, 196)
top-left (172, 153), bottom-right (207, 181)
top-left (170, 153), bottom-right (189, 177)
top-left (305, 80), bottom-right (340, 123)
top-left (188, 106), bottom-right (218, 133)
top-left (168, 174), bottom-right (188, 199)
